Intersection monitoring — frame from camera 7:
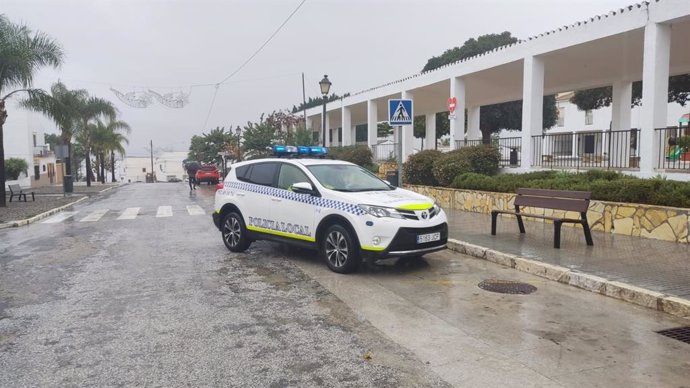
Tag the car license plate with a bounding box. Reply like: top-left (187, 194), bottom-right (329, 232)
top-left (417, 232), bottom-right (440, 244)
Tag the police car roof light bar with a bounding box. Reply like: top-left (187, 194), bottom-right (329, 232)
top-left (273, 145), bottom-right (329, 158)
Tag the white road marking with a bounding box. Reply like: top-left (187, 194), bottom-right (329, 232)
top-left (79, 209), bottom-right (108, 222)
top-left (117, 207), bottom-right (140, 220)
top-left (186, 205), bottom-right (205, 216)
top-left (156, 206), bottom-right (173, 217)
top-left (42, 211), bottom-right (78, 224)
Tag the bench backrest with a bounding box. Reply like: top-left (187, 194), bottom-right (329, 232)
top-left (8, 184), bottom-right (21, 193)
top-left (514, 188), bottom-right (590, 213)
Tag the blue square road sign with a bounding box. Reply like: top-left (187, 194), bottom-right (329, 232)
top-left (388, 99), bottom-right (413, 126)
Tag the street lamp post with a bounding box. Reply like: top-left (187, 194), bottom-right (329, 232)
top-left (319, 75), bottom-right (332, 147)
top-left (235, 125), bottom-right (242, 161)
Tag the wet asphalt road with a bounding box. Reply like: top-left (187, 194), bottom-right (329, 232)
top-left (0, 183), bottom-right (445, 387)
top-left (1, 183), bottom-right (690, 387)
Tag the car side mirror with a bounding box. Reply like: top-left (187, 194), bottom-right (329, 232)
top-left (292, 182), bottom-right (315, 195)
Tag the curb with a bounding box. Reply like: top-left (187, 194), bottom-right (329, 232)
top-left (447, 238), bottom-right (690, 320)
top-left (0, 196), bottom-right (89, 230)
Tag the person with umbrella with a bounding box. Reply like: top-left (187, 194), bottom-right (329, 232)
top-left (184, 160), bottom-right (201, 191)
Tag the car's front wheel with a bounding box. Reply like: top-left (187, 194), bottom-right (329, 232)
top-left (221, 212), bottom-right (251, 252)
top-left (321, 224), bottom-right (361, 273)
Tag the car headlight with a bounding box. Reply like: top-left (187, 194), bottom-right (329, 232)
top-left (358, 204), bottom-right (405, 219)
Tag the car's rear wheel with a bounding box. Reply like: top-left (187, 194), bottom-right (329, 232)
top-left (321, 224), bottom-right (361, 273)
top-left (221, 212), bottom-right (251, 252)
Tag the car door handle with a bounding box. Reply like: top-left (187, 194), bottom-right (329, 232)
top-left (236, 192), bottom-right (245, 197)
top-left (271, 197), bottom-right (282, 202)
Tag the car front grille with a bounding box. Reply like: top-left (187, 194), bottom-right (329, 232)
top-left (398, 207), bottom-right (439, 221)
top-left (387, 223), bottom-right (448, 252)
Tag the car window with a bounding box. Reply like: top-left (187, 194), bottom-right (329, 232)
top-left (247, 162), bottom-right (278, 186)
top-left (308, 164), bottom-right (392, 192)
top-left (277, 163), bottom-right (310, 190)
top-left (235, 165), bottom-right (250, 181)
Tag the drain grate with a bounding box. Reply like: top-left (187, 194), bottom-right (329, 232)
top-left (478, 279), bottom-right (537, 294)
top-left (656, 326), bottom-right (690, 345)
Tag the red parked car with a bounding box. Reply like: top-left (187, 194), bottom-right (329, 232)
top-left (195, 164), bottom-right (220, 185)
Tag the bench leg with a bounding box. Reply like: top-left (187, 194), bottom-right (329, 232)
top-left (31, 192), bottom-right (35, 201)
top-left (491, 211), bottom-right (498, 235)
top-left (516, 215), bottom-right (526, 234)
top-left (554, 220), bottom-right (563, 249)
top-left (582, 221), bottom-right (593, 246)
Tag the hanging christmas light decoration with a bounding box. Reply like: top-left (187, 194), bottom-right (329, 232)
top-left (148, 89), bottom-right (190, 108)
top-left (110, 88), bottom-right (153, 108)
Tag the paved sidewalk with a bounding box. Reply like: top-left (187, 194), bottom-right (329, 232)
top-left (446, 209), bottom-right (690, 318)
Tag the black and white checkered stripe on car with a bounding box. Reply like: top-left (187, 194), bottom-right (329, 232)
top-left (226, 181), bottom-right (366, 216)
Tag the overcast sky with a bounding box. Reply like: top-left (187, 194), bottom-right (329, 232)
top-left (4, 0), bottom-right (635, 156)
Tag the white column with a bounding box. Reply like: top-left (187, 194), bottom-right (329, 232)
top-left (639, 22), bottom-right (671, 175)
top-left (401, 91), bottom-right (415, 160)
top-left (521, 55), bottom-right (545, 167)
top-left (611, 81), bottom-right (632, 131)
top-left (341, 106), bottom-right (352, 146)
top-left (425, 114), bottom-right (436, 150)
top-left (324, 112), bottom-right (331, 147)
top-left (449, 77), bottom-right (466, 149)
top-left (367, 100), bottom-right (378, 148)
top-left (467, 106), bottom-right (481, 142)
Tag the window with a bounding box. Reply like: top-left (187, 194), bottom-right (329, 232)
top-left (34, 165), bottom-right (40, 180)
top-left (42, 165), bottom-right (46, 172)
top-left (277, 164), bottom-right (310, 190)
top-left (235, 165), bottom-right (251, 181)
top-left (247, 162), bottom-right (278, 186)
top-left (557, 108), bottom-right (565, 127)
top-left (585, 110), bottom-right (593, 125)
top-left (307, 164), bottom-right (392, 192)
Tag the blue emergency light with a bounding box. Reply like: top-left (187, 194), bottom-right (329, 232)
top-left (272, 145), bottom-right (328, 158)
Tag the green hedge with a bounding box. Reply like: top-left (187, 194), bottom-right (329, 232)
top-left (451, 170), bottom-right (690, 208)
top-left (431, 145), bottom-right (500, 186)
top-left (329, 145), bottom-right (374, 169)
top-left (4, 158), bottom-right (28, 180)
top-left (403, 150), bottom-right (443, 186)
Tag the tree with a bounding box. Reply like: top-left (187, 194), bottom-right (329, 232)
top-left (4, 158), bottom-right (28, 180)
top-left (570, 74), bottom-right (690, 111)
top-left (187, 127), bottom-right (235, 164)
top-left (89, 118), bottom-right (130, 183)
top-left (421, 32), bottom-right (557, 143)
top-left (74, 96), bottom-right (117, 186)
top-left (377, 122), bottom-right (394, 138)
top-left (241, 117), bottom-right (279, 160)
top-left (0, 14), bottom-right (63, 207)
top-left (21, 82), bottom-right (89, 177)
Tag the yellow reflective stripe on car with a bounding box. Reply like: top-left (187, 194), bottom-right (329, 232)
top-left (397, 203), bottom-right (433, 211)
top-left (246, 225), bottom-right (316, 242)
top-left (361, 245), bottom-right (385, 251)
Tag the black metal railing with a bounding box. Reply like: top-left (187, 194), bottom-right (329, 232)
top-left (453, 138), bottom-right (522, 167)
top-left (532, 129), bottom-right (640, 169)
top-left (656, 127), bottom-right (690, 170)
top-left (371, 143), bottom-right (398, 162)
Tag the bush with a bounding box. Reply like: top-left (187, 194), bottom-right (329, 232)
top-left (329, 145), bottom-right (373, 168)
top-left (432, 149), bottom-right (471, 186)
top-left (403, 150), bottom-right (443, 185)
top-left (4, 158), bottom-right (28, 180)
top-left (463, 145), bottom-right (501, 176)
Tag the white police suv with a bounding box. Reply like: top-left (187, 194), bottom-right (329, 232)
top-left (212, 145), bottom-right (448, 273)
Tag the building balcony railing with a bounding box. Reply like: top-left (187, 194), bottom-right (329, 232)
top-left (33, 145), bottom-right (52, 157)
top-left (532, 129), bottom-right (640, 170)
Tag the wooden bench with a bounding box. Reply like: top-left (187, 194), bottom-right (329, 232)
top-left (491, 188), bottom-right (593, 249)
top-left (8, 184), bottom-right (35, 202)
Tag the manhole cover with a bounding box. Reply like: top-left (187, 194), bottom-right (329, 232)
top-left (478, 279), bottom-right (537, 294)
top-left (656, 326), bottom-right (690, 345)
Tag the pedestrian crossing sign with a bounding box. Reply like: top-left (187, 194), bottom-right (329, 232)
top-left (388, 99), bottom-right (413, 126)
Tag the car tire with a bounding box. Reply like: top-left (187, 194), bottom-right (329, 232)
top-left (321, 224), bottom-right (361, 274)
top-left (221, 212), bottom-right (251, 252)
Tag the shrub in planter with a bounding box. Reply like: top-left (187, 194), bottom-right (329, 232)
top-left (432, 149), bottom-right (471, 187)
top-left (403, 150), bottom-right (443, 186)
top-left (4, 158), bottom-right (28, 180)
top-left (452, 172), bottom-right (497, 191)
top-left (463, 145), bottom-right (501, 176)
top-left (329, 145), bottom-right (373, 168)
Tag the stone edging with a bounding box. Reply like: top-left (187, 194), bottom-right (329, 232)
top-left (0, 196), bottom-right (89, 230)
top-left (447, 238), bottom-right (690, 320)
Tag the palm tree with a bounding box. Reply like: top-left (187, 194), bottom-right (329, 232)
top-left (21, 82), bottom-right (89, 176)
top-left (0, 14), bottom-right (63, 207)
top-left (74, 97), bottom-right (116, 186)
top-left (89, 118), bottom-right (130, 183)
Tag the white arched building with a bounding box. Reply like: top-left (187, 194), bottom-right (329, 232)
top-left (305, 0), bottom-right (690, 178)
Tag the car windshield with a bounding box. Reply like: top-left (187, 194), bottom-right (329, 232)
top-left (307, 164), bottom-right (392, 192)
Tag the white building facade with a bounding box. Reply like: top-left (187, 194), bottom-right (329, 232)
top-left (304, 0), bottom-right (690, 179)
